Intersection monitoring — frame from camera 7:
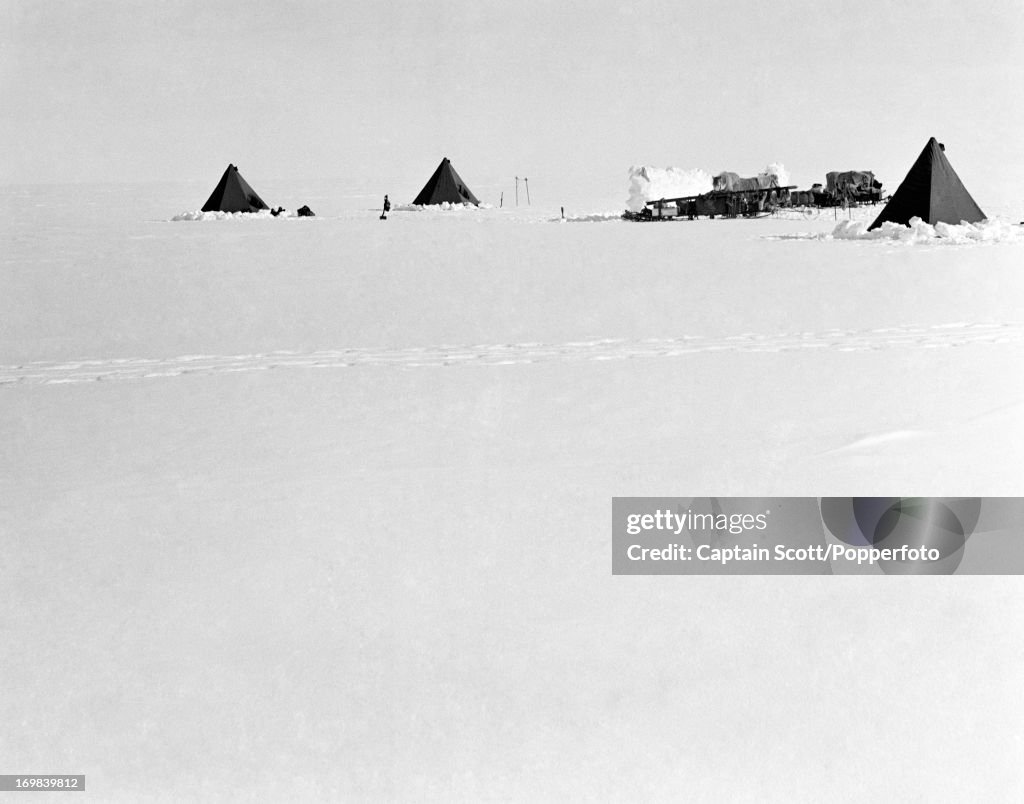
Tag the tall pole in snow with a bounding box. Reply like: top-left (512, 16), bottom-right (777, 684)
top-left (515, 177), bottom-right (519, 206)
top-left (524, 177), bottom-right (530, 205)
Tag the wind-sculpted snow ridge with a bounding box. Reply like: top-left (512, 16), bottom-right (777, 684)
top-left (3, 322), bottom-right (1022, 387)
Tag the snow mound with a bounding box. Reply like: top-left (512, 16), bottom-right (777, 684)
top-left (627, 166), bottom-right (712, 212)
top-left (832, 217), bottom-right (1024, 244)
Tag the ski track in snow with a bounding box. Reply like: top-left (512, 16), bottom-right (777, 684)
top-left (816, 429), bottom-right (938, 456)
top-left (1, 322), bottom-right (1022, 388)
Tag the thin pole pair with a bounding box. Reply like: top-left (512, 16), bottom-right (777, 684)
top-left (514, 177), bottom-right (531, 206)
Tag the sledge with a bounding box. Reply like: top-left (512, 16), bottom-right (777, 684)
top-left (625, 186), bottom-right (796, 222)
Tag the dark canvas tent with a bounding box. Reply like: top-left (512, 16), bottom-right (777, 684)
top-left (202, 164), bottom-right (269, 213)
top-left (412, 158), bottom-right (480, 206)
top-left (868, 138), bottom-right (984, 230)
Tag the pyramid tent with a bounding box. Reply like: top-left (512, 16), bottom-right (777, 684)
top-left (868, 138), bottom-right (984, 230)
top-left (412, 158), bottom-right (480, 206)
top-left (201, 164), bottom-right (269, 213)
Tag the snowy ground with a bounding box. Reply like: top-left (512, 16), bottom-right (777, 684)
top-left (2, 182), bottom-right (1023, 800)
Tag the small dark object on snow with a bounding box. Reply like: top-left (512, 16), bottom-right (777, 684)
top-left (296, 205), bottom-right (315, 217)
top-left (270, 206), bottom-right (285, 217)
top-left (381, 194), bottom-right (391, 220)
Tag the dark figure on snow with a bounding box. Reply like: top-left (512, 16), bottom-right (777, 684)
top-left (381, 194), bottom-right (391, 220)
top-left (297, 205), bottom-right (315, 217)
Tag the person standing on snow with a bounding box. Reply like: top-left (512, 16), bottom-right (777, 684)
top-left (380, 194), bottom-right (391, 220)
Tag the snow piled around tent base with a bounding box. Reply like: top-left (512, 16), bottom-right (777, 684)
top-left (763, 215), bottom-right (1023, 244)
top-left (172, 209), bottom-right (314, 221)
top-left (834, 216), bottom-right (1024, 244)
top-left (396, 202), bottom-right (494, 211)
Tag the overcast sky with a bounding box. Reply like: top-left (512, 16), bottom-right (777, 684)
top-left (2, 0), bottom-right (1022, 202)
